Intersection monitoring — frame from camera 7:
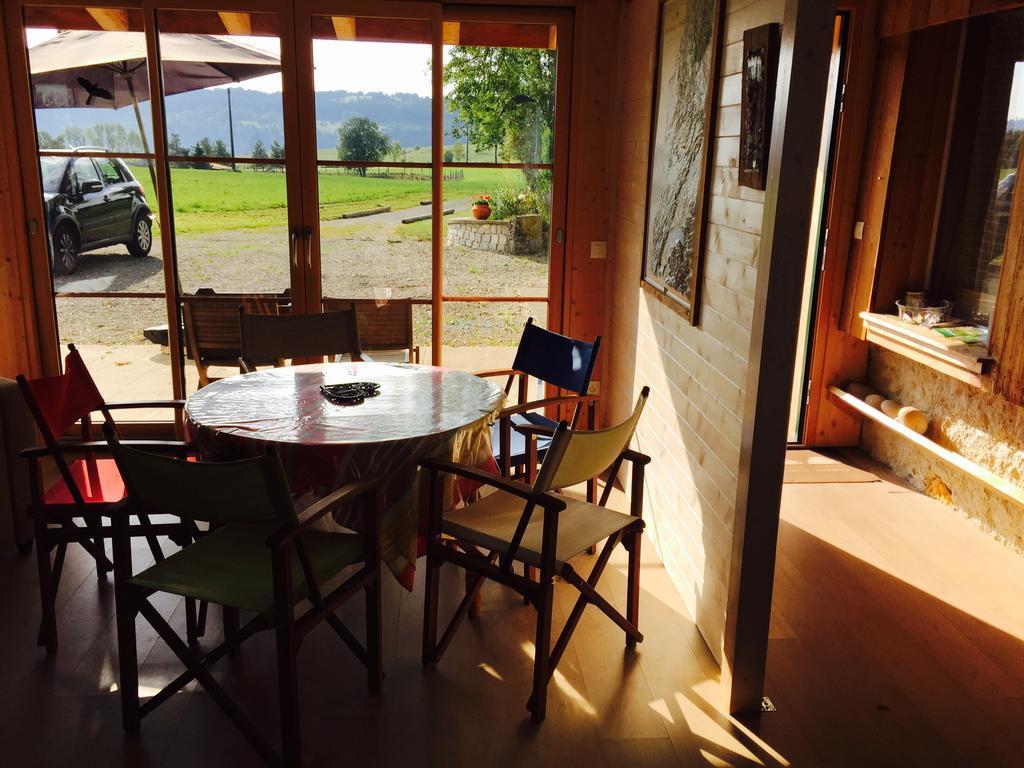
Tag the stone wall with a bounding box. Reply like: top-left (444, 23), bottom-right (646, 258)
top-left (863, 345), bottom-right (1024, 553)
top-left (446, 214), bottom-right (544, 255)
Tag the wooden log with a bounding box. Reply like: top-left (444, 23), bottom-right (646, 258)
top-left (341, 206), bottom-right (390, 219)
top-left (401, 209), bottom-right (454, 224)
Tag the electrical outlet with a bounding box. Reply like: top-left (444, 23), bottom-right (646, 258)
top-left (590, 241), bottom-right (607, 259)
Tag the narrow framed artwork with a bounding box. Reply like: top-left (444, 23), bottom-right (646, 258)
top-left (739, 23), bottom-right (781, 190)
top-left (642, 0), bottom-right (724, 324)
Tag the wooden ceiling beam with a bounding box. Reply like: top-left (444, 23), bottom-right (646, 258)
top-left (85, 7), bottom-right (129, 32)
top-left (218, 12), bottom-right (252, 37)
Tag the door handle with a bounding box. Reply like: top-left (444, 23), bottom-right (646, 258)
top-left (304, 226), bottom-right (313, 269)
top-left (290, 228), bottom-right (298, 269)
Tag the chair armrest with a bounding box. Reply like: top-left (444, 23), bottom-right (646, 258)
top-left (498, 393), bottom-right (599, 419)
top-left (269, 476), bottom-right (383, 548)
top-left (20, 439), bottom-right (193, 459)
top-left (513, 423), bottom-right (557, 438)
top-left (621, 448), bottom-right (651, 466)
top-left (238, 357), bottom-right (255, 374)
top-left (473, 368), bottom-right (522, 380)
top-left (102, 400), bottom-right (186, 411)
top-left (418, 457), bottom-right (565, 511)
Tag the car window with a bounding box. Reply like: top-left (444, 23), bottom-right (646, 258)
top-left (39, 156), bottom-right (65, 193)
top-left (71, 158), bottom-right (101, 189)
top-left (95, 158), bottom-right (124, 184)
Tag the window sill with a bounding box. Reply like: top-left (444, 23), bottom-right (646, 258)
top-left (859, 312), bottom-right (995, 389)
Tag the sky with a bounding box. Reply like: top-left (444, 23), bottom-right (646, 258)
top-left (25, 28), bottom-right (435, 97)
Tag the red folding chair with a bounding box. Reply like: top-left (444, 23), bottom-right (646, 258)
top-left (17, 344), bottom-right (197, 653)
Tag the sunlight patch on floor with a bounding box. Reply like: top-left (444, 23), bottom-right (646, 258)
top-left (520, 641), bottom-right (596, 718)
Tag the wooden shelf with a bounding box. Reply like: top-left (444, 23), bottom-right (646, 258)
top-left (828, 385), bottom-right (1024, 509)
top-left (859, 312), bottom-right (994, 389)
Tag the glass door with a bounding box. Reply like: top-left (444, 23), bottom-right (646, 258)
top-left (297, 2), bottom-right (439, 360)
top-left (16, 4), bottom-right (175, 418)
top-left (154, 4), bottom-right (308, 393)
top-left (439, 8), bottom-right (572, 375)
top-left (293, 2), bottom-right (572, 369)
top-left (11, 0), bottom-right (311, 413)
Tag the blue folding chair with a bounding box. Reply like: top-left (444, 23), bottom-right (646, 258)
top-left (477, 318), bottom-right (601, 490)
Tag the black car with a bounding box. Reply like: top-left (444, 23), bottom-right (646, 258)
top-left (39, 149), bottom-right (154, 275)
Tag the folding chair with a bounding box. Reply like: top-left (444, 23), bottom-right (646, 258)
top-left (323, 298), bottom-right (420, 363)
top-left (239, 307), bottom-right (363, 372)
top-left (16, 344), bottom-right (195, 653)
top-left (106, 428), bottom-right (383, 768)
top-left (421, 387), bottom-right (651, 722)
top-left (477, 318), bottom-right (601, 491)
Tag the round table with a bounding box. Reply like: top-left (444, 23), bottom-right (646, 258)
top-left (185, 362), bottom-right (504, 588)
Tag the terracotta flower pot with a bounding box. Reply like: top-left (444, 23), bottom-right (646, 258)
top-left (472, 203), bottom-right (492, 220)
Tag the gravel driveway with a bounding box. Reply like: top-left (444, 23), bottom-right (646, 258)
top-left (53, 204), bottom-right (549, 347)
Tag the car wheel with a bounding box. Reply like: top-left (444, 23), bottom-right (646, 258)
top-left (51, 224), bottom-right (81, 275)
top-left (127, 214), bottom-right (153, 257)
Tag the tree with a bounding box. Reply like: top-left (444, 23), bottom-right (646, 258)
top-left (191, 137), bottom-right (213, 158)
top-left (270, 140), bottom-right (285, 160)
top-left (168, 133), bottom-right (188, 156)
top-left (336, 117), bottom-right (390, 177)
top-left (451, 142), bottom-right (467, 162)
top-left (37, 130), bottom-right (62, 149)
top-left (443, 148), bottom-right (454, 164)
top-left (443, 47), bottom-right (555, 166)
top-left (212, 139), bottom-right (229, 158)
top-left (252, 138), bottom-right (268, 164)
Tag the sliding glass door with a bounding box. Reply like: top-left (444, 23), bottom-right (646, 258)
top-left (10, 0), bottom-right (573, 422)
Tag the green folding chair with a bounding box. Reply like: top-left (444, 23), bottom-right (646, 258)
top-left (105, 426), bottom-right (383, 767)
top-left (421, 387), bottom-right (651, 722)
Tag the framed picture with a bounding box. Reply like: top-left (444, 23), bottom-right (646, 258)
top-left (642, 0), bottom-right (724, 324)
top-left (739, 23), bottom-right (781, 190)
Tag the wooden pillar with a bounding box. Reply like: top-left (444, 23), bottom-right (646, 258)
top-left (0, 8), bottom-right (42, 379)
top-left (723, 0), bottom-right (837, 715)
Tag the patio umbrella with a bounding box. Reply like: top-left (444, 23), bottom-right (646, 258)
top-left (28, 30), bottom-right (280, 191)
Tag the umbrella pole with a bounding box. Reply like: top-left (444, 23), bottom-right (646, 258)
top-left (124, 75), bottom-right (158, 210)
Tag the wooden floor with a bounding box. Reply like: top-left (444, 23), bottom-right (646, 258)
top-left (0, 489), bottom-right (782, 768)
top-left (3, 452), bottom-right (1022, 767)
top-left (763, 451), bottom-right (1024, 768)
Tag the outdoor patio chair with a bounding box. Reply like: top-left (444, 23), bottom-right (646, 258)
top-left (421, 387), bottom-right (650, 722)
top-left (106, 428), bottom-right (383, 768)
top-left (16, 345), bottom-right (197, 653)
top-left (239, 306), bottom-right (363, 371)
top-left (181, 289), bottom-right (287, 387)
top-left (477, 318), bottom-right (601, 488)
top-left (323, 297), bottom-right (420, 363)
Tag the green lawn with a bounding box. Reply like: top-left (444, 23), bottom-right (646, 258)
top-left (166, 165), bottom-right (522, 234)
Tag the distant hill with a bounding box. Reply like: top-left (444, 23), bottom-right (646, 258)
top-left (34, 87), bottom-right (458, 153)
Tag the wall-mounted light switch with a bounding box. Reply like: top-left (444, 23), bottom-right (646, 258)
top-left (853, 221), bottom-right (865, 240)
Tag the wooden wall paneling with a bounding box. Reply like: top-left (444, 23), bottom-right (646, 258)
top-left (989, 135), bottom-right (1024, 404)
top-left (839, 34), bottom-right (908, 338)
top-left (0, 6), bottom-right (40, 379)
top-left (4, 1), bottom-right (60, 377)
top-left (723, 0), bottom-right (837, 714)
top-left (564, 0), bottom-right (615, 381)
top-left (870, 21), bottom-right (960, 313)
top-left (803, 0), bottom-right (877, 447)
top-left (878, 0), bottom-right (1024, 36)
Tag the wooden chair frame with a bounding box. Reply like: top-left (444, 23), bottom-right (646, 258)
top-left (322, 298), bottom-right (420, 364)
top-left (111, 446), bottom-right (384, 768)
top-left (16, 344), bottom-right (199, 653)
top-left (181, 290), bottom-right (288, 387)
top-left (238, 306), bottom-right (364, 373)
top-left (420, 431), bottom-right (650, 723)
